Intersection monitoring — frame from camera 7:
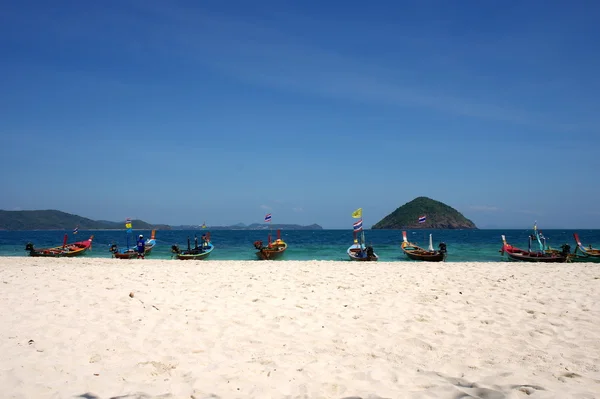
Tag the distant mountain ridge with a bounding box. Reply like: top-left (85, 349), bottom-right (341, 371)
top-left (372, 197), bottom-right (477, 229)
top-left (173, 223), bottom-right (323, 230)
top-left (0, 210), bottom-right (322, 231)
top-left (0, 210), bottom-right (170, 231)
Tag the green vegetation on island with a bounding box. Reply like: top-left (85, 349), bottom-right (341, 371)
top-left (0, 210), bottom-right (322, 231)
top-left (0, 210), bottom-right (170, 231)
top-left (372, 197), bottom-right (477, 229)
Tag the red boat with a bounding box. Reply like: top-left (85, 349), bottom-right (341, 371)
top-left (500, 235), bottom-right (567, 263)
top-left (25, 235), bottom-right (94, 257)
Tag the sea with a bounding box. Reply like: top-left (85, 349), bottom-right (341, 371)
top-left (1, 229), bottom-right (599, 262)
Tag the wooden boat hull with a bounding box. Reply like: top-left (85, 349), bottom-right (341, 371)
top-left (505, 251), bottom-right (566, 263)
top-left (580, 251), bottom-right (600, 258)
top-left (401, 243), bottom-right (446, 262)
top-left (573, 233), bottom-right (600, 259)
top-left (110, 231), bottom-right (157, 259)
top-left (570, 253), bottom-right (600, 262)
top-left (26, 236), bottom-right (93, 257)
top-left (501, 235), bottom-right (566, 263)
top-left (144, 239), bottom-right (156, 254)
top-left (175, 251), bottom-right (212, 260)
top-left (400, 232), bottom-right (446, 262)
top-left (401, 246), bottom-right (446, 262)
top-left (546, 250), bottom-right (591, 262)
top-left (174, 244), bottom-right (214, 260)
top-left (256, 243), bottom-right (287, 260)
top-left (113, 250), bottom-right (138, 259)
top-left (347, 244), bottom-right (378, 261)
top-left (111, 240), bottom-right (156, 259)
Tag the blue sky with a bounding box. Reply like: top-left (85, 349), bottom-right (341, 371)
top-left (1, 0), bottom-right (599, 229)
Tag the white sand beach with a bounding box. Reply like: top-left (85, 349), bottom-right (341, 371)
top-left (0, 258), bottom-right (599, 398)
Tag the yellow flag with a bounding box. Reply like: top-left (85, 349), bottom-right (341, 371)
top-left (352, 208), bottom-right (362, 218)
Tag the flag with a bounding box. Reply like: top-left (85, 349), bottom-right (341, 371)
top-left (73, 226), bottom-right (78, 234)
top-left (418, 215), bottom-right (426, 224)
top-left (125, 218), bottom-right (132, 233)
top-left (352, 208), bottom-right (362, 218)
top-left (264, 213), bottom-right (272, 223)
top-left (353, 219), bottom-right (363, 232)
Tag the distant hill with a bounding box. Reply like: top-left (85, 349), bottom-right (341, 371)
top-left (172, 223), bottom-right (323, 230)
top-left (0, 210), bottom-right (170, 231)
top-left (372, 197), bottom-right (477, 229)
top-left (0, 210), bottom-right (320, 231)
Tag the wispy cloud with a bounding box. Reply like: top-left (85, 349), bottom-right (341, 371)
top-left (204, 45), bottom-right (542, 127)
top-left (123, 3), bottom-right (585, 131)
top-left (469, 205), bottom-right (500, 212)
top-left (19, 2), bottom-right (593, 132)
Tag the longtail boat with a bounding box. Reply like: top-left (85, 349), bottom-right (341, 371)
top-left (573, 233), bottom-right (600, 261)
top-left (145, 232), bottom-right (157, 254)
top-left (500, 235), bottom-right (567, 263)
top-left (529, 222), bottom-right (582, 262)
top-left (254, 229), bottom-right (287, 260)
top-left (347, 237), bottom-right (378, 261)
top-left (25, 234), bottom-right (94, 257)
top-left (110, 230), bottom-right (157, 259)
top-left (172, 233), bottom-right (214, 260)
top-left (347, 211), bottom-right (378, 261)
top-left (401, 231), bottom-right (447, 262)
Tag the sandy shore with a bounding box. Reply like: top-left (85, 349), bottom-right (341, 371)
top-left (0, 258), bottom-right (599, 398)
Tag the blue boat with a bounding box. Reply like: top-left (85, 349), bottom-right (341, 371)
top-left (171, 233), bottom-right (214, 260)
top-left (110, 230), bottom-right (157, 259)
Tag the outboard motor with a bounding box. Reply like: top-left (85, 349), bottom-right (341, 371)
top-left (560, 243), bottom-right (571, 256)
top-left (438, 242), bottom-right (447, 254)
top-left (25, 242), bottom-right (34, 252)
top-left (253, 240), bottom-right (264, 250)
top-left (366, 246), bottom-right (375, 259)
top-left (171, 244), bottom-right (180, 254)
top-left (109, 244), bottom-right (118, 254)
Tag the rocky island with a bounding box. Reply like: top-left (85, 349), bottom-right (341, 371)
top-left (372, 197), bottom-right (477, 229)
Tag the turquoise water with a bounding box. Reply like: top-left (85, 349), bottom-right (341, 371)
top-left (1, 229), bottom-right (599, 262)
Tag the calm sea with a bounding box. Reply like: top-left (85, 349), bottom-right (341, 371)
top-left (1, 229), bottom-right (599, 262)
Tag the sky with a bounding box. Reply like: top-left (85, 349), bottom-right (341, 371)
top-left (1, 0), bottom-right (599, 229)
